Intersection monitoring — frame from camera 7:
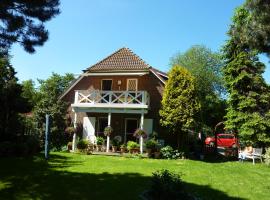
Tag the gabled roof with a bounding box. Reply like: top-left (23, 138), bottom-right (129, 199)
top-left (84, 47), bottom-right (150, 72)
top-left (60, 47), bottom-right (168, 100)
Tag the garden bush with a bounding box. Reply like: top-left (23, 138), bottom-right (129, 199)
top-left (96, 137), bottom-right (104, 145)
top-left (127, 141), bottom-right (139, 151)
top-left (148, 169), bottom-right (192, 200)
top-left (145, 139), bottom-right (157, 150)
top-left (160, 145), bottom-right (184, 159)
top-left (77, 139), bottom-right (89, 150)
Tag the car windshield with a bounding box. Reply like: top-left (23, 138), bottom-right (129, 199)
top-left (218, 135), bottom-right (234, 139)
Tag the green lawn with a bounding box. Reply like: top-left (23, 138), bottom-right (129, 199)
top-left (0, 152), bottom-right (269, 200)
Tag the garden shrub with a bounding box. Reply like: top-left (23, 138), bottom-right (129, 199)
top-left (96, 137), bottom-right (104, 145)
top-left (264, 148), bottom-right (270, 166)
top-left (145, 139), bottom-right (157, 150)
top-left (77, 139), bottom-right (89, 150)
top-left (160, 145), bottom-right (184, 159)
top-left (127, 141), bottom-right (140, 151)
top-left (148, 169), bottom-right (192, 200)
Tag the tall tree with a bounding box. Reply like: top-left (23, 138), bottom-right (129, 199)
top-left (160, 65), bottom-right (200, 148)
top-left (232, 0), bottom-right (270, 57)
top-left (0, 0), bottom-right (60, 53)
top-left (170, 45), bottom-right (226, 133)
top-left (0, 54), bottom-right (31, 140)
top-left (223, 7), bottom-right (270, 146)
top-left (21, 79), bottom-right (39, 108)
top-left (34, 73), bottom-right (74, 149)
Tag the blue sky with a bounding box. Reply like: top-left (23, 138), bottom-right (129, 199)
top-left (10, 0), bottom-right (270, 83)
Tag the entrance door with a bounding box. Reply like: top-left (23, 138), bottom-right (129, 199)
top-left (125, 118), bottom-right (138, 143)
top-left (97, 117), bottom-right (108, 136)
top-left (83, 117), bottom-right (96, 143)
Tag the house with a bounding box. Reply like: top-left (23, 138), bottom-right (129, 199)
top-left (60, 47), bottom-right (169, 149)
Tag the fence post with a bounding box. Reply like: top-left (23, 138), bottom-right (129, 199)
top-left (45, 114), bottom-right (50, 160)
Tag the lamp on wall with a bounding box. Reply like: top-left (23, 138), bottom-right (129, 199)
top-left (117, 80), bottom-right (122, 85)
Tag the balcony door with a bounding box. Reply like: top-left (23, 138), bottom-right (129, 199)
top-left (101, 80), bottom-right (112, 103)
top-left (102, 80), bottom-right (112, 91)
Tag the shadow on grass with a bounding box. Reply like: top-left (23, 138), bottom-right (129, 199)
top-left (0, 154), bottom-right (245, 200)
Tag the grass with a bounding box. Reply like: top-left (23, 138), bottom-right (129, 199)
top-left (0, 152), bottom-right (270, 200)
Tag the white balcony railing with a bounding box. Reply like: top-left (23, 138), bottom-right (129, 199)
top-left (73, 90), bottom-right (150, 108)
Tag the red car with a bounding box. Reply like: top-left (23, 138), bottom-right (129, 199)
top-left (205, 133), bottom-right (238, 148)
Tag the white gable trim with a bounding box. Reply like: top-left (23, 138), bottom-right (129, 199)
top-left (59, 73), bottom-right (86, 100)
top-left (149, 69), bottom-right (166, 84)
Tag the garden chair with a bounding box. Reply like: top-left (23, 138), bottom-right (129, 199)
top-left (245, 148), bottom-right (263, 165)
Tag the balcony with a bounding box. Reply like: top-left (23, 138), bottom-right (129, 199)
top-left (71, 90), bottom-right (150, 113)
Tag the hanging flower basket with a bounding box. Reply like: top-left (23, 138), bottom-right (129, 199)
top-left (104, 126), bottom-right (113, 136)
top-left (133, 128), bottom-right (147, 138)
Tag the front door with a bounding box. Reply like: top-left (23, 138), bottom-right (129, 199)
top-left (125, 118), bottom-right (138, 143)
top-left (97, 117), bottom-right (108, 137)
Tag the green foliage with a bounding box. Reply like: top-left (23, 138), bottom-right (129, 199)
top-left (0, 0), bottom-right (60, 53)
top-left (96, 137), bottom-right (104, 145)
top-left (0, 55), bottom-right (32, 141)
top-left (133, 128), bottom-right (147, 138)
top-left (145, 139), bottom-right (158, 150)
top-left (76, 139), bottom-right (89, 150)
top-left (223, 7), bottom-right (270, 146)
top-left (229, 1), bottom-right (270, 56)
top-left (170, 45), bottom-right (226, 131)
top-left (34, 73), bottom-right (75, 150)
top-left (263, 148), bottom-right (270, 166)
top-left (103, 126), bottom-right (113, 136)
top-left (21, 80), bottom-right (39, 108)
top-left (127, 141), bottom-right (139, 151)
top-left (148, 170), bottom-right (191, 200)
top-left (160, 145), bottom-right (184, 159)
top-left (160, 65), bottom-right (200, 146)
top-left (111, 138), bottom-right (120, 147)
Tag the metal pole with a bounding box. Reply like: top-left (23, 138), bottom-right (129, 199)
top-left (45, 114), bottom-right (50, 160)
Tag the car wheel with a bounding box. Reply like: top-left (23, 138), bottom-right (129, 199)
top-left (209, 142), bottom-right (215, 147)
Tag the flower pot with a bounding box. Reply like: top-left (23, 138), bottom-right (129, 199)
top-left (154, 151), bottom-right (161, 159)
top-left (146, 148), bottom-right (153, 157)
top-left (130, 148), bottom-right (140, 154)
top-left (96, 145), bottom-right (102, 152)
top-left (120, 147), bottom-right (126, 153)
top-left (112, 146), bottom-right (118, 153)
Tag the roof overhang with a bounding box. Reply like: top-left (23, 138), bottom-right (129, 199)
top-left (85, 72), bottom-right (149, 76)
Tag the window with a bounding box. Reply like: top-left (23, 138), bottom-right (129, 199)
top-left (127, 79), bottom-right (138, 91)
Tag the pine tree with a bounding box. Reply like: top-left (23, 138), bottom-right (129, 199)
top-left (160, 65), bottom-right (200, 147)
top-left (0, 0), bottom-right (60, 53)
top-left (223, 7), bottom-right (270, 146)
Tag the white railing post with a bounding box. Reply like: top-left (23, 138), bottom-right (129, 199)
top-left (140, 112), bottom-right (144, 154)
top-left (106, 112), bottom-right (111, 152)
top-left (74, 91), bottom-right (79, 104)
top-left (109, 91), bottom-right (112, 104)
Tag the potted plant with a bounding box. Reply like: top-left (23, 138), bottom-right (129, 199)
top-left (133, 128), bottom-right (147, 154)
top-left (96, 136), bottom-right (104, 151)
top-left (127, 141), bottom-right (140, 154)
top-left (104, 126), bottom-right (113, 152)
top-left (145, 139), bottom-right (157, 157)
top-left (120, 144), bottom-right (126, 153)
top-left (111, 138), bottom-right (120, 152)
top-left (77, 139), bottom-right (89, 153)
top-left (67, 141), bottom-right (73, 151)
